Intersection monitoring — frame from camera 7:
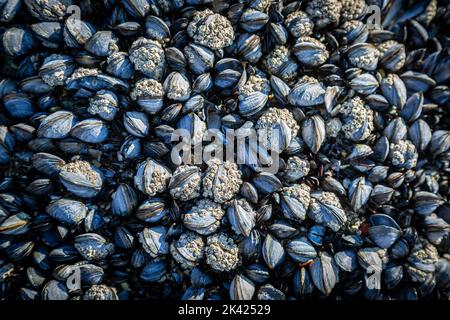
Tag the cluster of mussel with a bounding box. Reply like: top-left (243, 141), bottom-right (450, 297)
top-left (0, 0), bottom-right (449, 300)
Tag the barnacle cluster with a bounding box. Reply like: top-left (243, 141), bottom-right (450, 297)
top-left (281, 184), bottom-right (311, 209)
top-left (40, 55), bottom-right (73, 87)
top-left (340, 0), bottom-right (368, 21)
top-left (130, 78), bottom-right (164, 101)
top-left (309, 191), bottom-right (347, 232)
top-left (170, 232), bottom-right (205, 270)
top-left (88, 90), bottom-right (118, 121)
top-left (67, 67), bottom-right (98, 81)
top-left (283, 156), bottom-right (310, 182)
top-left (238, 74), bottom-right (271, 98)
top-left (309, 192), bottom-right (341, 213)
top-left (205, 233), bottom-right (240, 272)
top-left (83, 285), bottom-right (118, 301)
top-left (294, 36), bottom-right (329, 66)
top-left (389, 140), bottom-right (418, 169)
top-left (169, 165), bottom-right (202, 201)
top-left (406, 242), bottom-right (439, 283)
top-left (306, 0), bottom-right (342, 28)
top-left (129, 37), bottom-right (166, 80)
top-left (183, 198), bottom-right (225, 235)
top-left (378, 40), bottom-right (407, 71)
top-left (285, 11), bottom-right (314, 37)
top-left (325, 118), bottom-right (343, 138)
top-left (60, 161), bottom-right (99, 182)
top-left (134, 160), bottom-right (171, 196)
top-left (262, 46), bottom-right (298, 81)
top-left (347, 44), bottom-right (380, 71)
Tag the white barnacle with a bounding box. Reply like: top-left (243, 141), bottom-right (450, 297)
top-left (129, 37), bottom-right (165, 80)
top-left (59, 160), bottom-right (103, 198)
top-left (308, 191), bottom-right (347, 232)
top-left (255, 107), bottom-right (299, 152)
top-left (169, 165), bottom-right (202, 201)
top-left (130, 78), bottom-right (164, 100)
top-left (340, 96), bottom-right (374, 141)
top-left (183, 198), bottom-right (224, 235)
top-left (389, 140), bottom-right (418, 169)
top-left (134, 159), bottom-right (171, 196)
top-left (261, 46), bottom-right (298, 82)
top-left (187, 9), bottom-right (234, 50)
top-left (202, 159), bottom-right (242, 204)
top-left (88, 90), bottom-right (118, 121)
top-left (285, 11), bottom-right (314, 38)
top-left (283, 156), bottom-right (310, 182)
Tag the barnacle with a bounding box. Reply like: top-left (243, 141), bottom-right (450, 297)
top-left (88, 90), bottom-right (118, 121)
top-left (417, 0), bottom-right (438, 26)
top-left (205, 233), bottom-right (239, 272)
top-left (340, 96), bottom-right (374, 141)
top-left (285, 11), bottom-right (314, 38)
top-left (183, 199), bottom-right (224, 235)
top-left (389, 140), bottom-right (418, 169)
top-left (288, 75), bottom-right (326, 107)
top-left (309, 191), bottom-right (347, 232)
top-left (261, 46), bottom-right (298, 82)
top-left (326, 118), bottom-right (342, 138)
top-left (130, 78), bottom-right (164, 101)
top-left (1, 0), bottom-right (449, 301)
top-left (202, 159), bottom-right (242, 204)
top-left (134, 159), bottom-right (171, 196)
top-left (59, 160), bottom-right (103, 198)
top-left (255, 107), bottom-right (299, 151)
top-left (248, 0), bottom-right (271, 12)
top-left (340, 0), bottom-right (368, 21)
top-left (306, 0), bottom-right (342, 29)
top-left (309, 192), bottom-right (341, 212)
top-left (294, 37), bottom-right (329, 66)
top-left (170, 232), bottom-right (205, 270)
top-left (238, 74), bottom-right (270, 98)
top-left (83, 285), bottom-right (118, 300)
top-left (347, 44), bottom-right (380, 71)
top-left (342, 210), bottom-right (363, 234)
top-left (281, 184), bottom-right (311, 209)
top-left (169, 165), bottom-right (202, 201)
top-left (66, 67), bottom-right (98, 82)
top-left (42, 71), bottom-right (64, 86)
top-left (378, 40), bottom-right (406, 72)
top-left (40, 54), bottom-right (74, 87)
top-left (406, 242), bottom-right (439, 283)
top-left (283, 156), bottom-right (310, 182)
top-left (129, 37), bottom-right (165, 80)
top-left (187, 9), bottom-right (234, 50)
